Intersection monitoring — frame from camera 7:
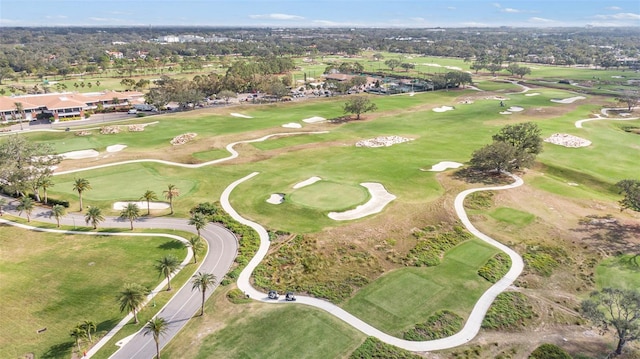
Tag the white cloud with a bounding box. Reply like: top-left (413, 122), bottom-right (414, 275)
top-left (409, 17), bottom-right (426, 22)
top-left (503, 8), bottom-right (521, 13)
top-left (593, 12), bottom-right (640, 20)
top-left (44, 15), bottom-right (68, 19)
top-left (88, 17), bottom-right (124, 22)
top-left (606, 6), bottom-right (622, 10)
top-left (447, 6), bottom-right (456, 10)
top-left (249, 13), bottom-right (304, 20)
top-left (493, 3), bottom-right (502, 8)
top-left (529, 17), bottom-right (554, 23)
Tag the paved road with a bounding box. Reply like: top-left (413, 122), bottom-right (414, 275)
top-left (225, 172), bottom-right (525, 351)
top-left (0, 195), bottom-right (237, 359)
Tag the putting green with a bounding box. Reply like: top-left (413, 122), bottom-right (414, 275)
top-left (288, 181), bottom-right (369, 211)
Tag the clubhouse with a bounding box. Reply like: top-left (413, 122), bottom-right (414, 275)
top-left (0, 90), bottom-right (145, 122)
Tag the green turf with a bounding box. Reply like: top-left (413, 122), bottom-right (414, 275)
top-left (288, 180), bottom-right (369, 211)
top-left (341, 239), bottom-right (498, 335)
top-left (0, 225), bottom-right (188, 359)
top-left (595, 255), bottom-right (640, 291)
top-left (489, 207), bottom-right (536, 227)
top-left (183, 305), bottom-right (363, 359)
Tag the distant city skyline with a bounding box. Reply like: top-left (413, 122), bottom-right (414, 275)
top-left (1, 0), bottom-right (639, 28)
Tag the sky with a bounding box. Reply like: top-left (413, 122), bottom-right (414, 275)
top-left (0, 0), bottom-right (638, 28)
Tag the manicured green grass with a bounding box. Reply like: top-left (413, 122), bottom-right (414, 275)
top-left (183, 305), bottom-right (363, 359)
top-left (489, 207), bottom-right (536, 227)
top-left (0, 225), bottom-right (188, 359)
top-left (596, 255), bottom-right (640, 291)
top-left (341, 240), bottom-right (498, 335)
top-left (288, 181), bottom-right (369, 211)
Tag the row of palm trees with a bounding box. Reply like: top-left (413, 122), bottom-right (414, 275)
top-left (117, 271), bottom-right (216, 359)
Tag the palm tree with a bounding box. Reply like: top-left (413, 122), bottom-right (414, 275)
top-left (155, 255), bottom-right (180, 291)
top-left (117, 283), bottom-right (147, 324)
top-left (49, 204), bottom-right (66, 227)
top-left (84, 206), bottom-right (104, 229)
top-left (69, 325), bottom-right (86, 352)
top-left (140, 190), bottom-right (158, 215)
top-left (80, 320), bottom-right (97, 342)
top-left (39, 177), bottom-right (54, 204)
top-left (188, 212), bottom-right (207, 237)
top-left (72, 178), bottom-right (91, 211)
top-left (17, 197), bottom-right (35, 222)
top-left (119, 203), bottom-right (140, 230)
top-left (143, 316), bottom-right (169, 359)
top-left (163, 184), bottom-right (179, 215)
top-left (187, 236), bottom-right (205, 264)
top-left (191, 272), bottom-right (216, 316)
top-left (14, 102), bottom-right (24, 130)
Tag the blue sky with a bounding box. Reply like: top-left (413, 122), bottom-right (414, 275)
top-left (1, 0), bottom-right (638, 27)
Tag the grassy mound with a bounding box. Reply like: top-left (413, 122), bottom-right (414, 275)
top-left (478, 253), bottom-right (512, 283)
top-left (482, 292), bottom-right (534, 330)
top-left (403, 310), bottom-right (463, 341)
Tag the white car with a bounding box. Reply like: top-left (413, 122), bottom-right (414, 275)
top-left (127, 109), bottom-right (137, 114)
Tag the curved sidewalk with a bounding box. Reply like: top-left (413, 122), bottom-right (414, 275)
top-left (222, 172), bottom-right (525, 351)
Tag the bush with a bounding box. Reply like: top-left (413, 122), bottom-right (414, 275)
top-left (404, 226), bottom-right (472, 267)
top-left (482, 292), bottom-right (534, 330)
top-left (27, 194), bottom-right (69, 208)
top-left (523, 245), bottom-right (567, 277)
top-left (529, 344), bottom-right (572, 359)
top-left (478, 253), bottom-right (512, 283)
top-left (190, 202), bottom-right (218, 218)
top-left (403, 310), bottom-right (463, 341)
top-left (226, 288), bottom-right (252, 304)
top-left (349, 337), bottom-right (422, 359)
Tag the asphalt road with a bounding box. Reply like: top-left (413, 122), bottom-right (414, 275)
top-left (0, 196), bottom-right (238, 359)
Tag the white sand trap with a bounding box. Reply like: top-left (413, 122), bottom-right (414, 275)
top-left (544, 133), bottom-right (591, 148)
top-left (408, 92), bottom-right (415, 96)
top-left (356, 136), bottom-right (413, 148)
top-left (231, 113), bottom-right (253, 118)
top-left (293, 176), bottom-right (322, 189)
top-left (61, 149), bottom-right (99, 159)
top-left (551, 96), bottom-right (586, 104)
top-left (500, 111), bottom-right (512, 115)
top-left (266, 194), bottom-right (285, 205)
top-left (106, 144), bottom-right (127, 152)
top-left (426, 161), bottom-right (464, 172)
top-left (113, 201), bottom-right (170, 210)
top-left (282, 122), bottom-right (302, 129)
top-left (507, 106), bottom-right (524, 112)
top-left (433, 106), bottom-right (454, 113)
top-left (302, 116), bottom-right (326, 123)
top-left (328, 183), bottom-right (396, 221)
top-left (525, 93), bottom-right (540, 97)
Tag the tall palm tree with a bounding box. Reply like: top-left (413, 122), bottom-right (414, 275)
top-left (155, 255), bottom-right (180, 291)
top-left (191, 272), bottom-right (216, 316)
top-left (69, 325), bottom-right (86, 352)
top-left (140, 190), bottom-right (158, 215)
top-left (72, 178), bottom-right (91, 211)
top-left (188, 212), bottom-right (207, 237)
top-left (187, 236), bottom-right (205, 264)
top-left (162, 184), bottom-right (179, 215)
top-left (80, 320), bottom-right (97, 342)
top-left (143, 316), bottom-right (169, 359)
top-left (119, 203), bottom-right (140, 230)
top-left (49, 204), bottom-right (66, 227)
top-left (39, 177), bottom-right (54, 204)
top-left (14, 102), bottom-right (24, 130)
top-left (17, 197), bottom-right (35, 222)
top-left (117, 283), bottom-right (147, 324)
top-left (84, 206), bottom-right (104, 229)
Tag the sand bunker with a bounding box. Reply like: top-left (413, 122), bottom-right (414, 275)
top-left (302, 116), bottom-right (326, 123)
top-left (525, 93), bottom-right (540, 97)
top-left (266, 194), bottom-right (285, 205)
top-left (113, 201), bottom-right (170, 210)
top-left (544, 133), bottom-right (591, 148)
top-left (500, 111), bottom-right (512, 115)
top-left (329, 183), bottom-right (396, 221)
top-left (61, 149), bottom-right (100, 159)
top-left (433, 106), bottom-right (454, 113)
top-left (551, 96), bottom-right (586, 104)
top-left (282, 123), bottom-right (302, 129)
top-left (426, 161), bottom-right (464, 172)
top-left (231, 113), bottom-right (253, 118)
top-left (507, 106), bottom-right (524, 112)
top-left (106, 144), bottom-right (127, 153)
top-left (293, 176), bottom-right (322, 189)
top-left (356, 136), bottom-right (413, 148)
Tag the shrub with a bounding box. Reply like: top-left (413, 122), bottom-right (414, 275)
top-left (523, 245), bottom-right (567, 277)
top-left (226, 288), bottom-right (252, 304)
top-left (404, 226), bottom-right (472, 267)
top-left (478, 253), bottom-right (512, 283)
top-left (190, 202), bottom-right (218, 218)
top-left (349, 337), bottom-right (422, 359)
top-left (482, 292), bottom-right (534, 330)
top-left (403, 310), bottom-right (463, 341)
top-left (529, 344), bottom-right (572, 359)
